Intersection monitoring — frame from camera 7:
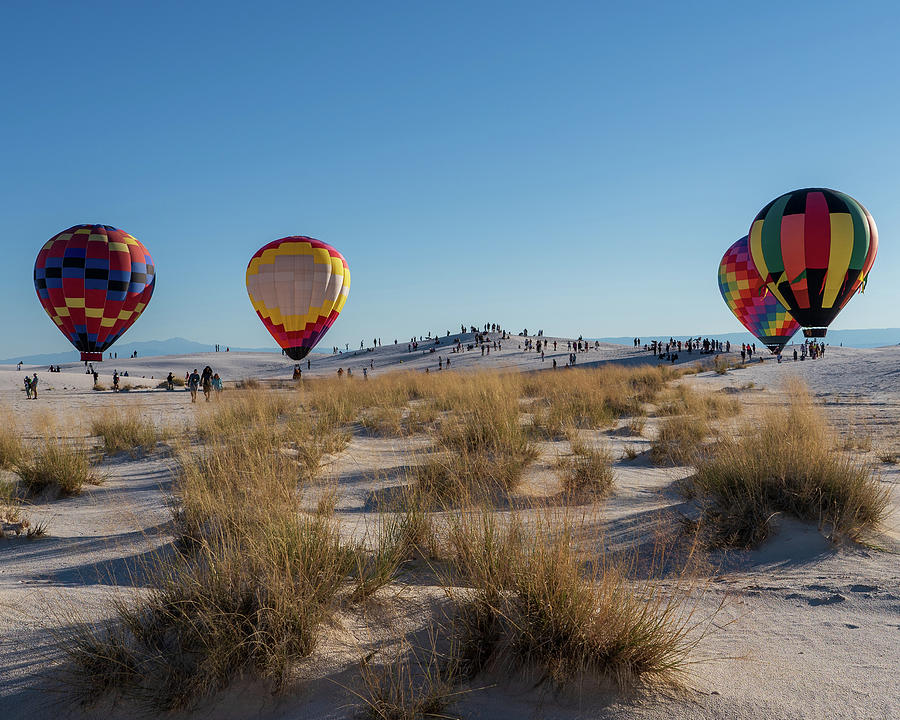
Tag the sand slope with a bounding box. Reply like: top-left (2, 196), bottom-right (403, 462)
top-left (1, 340), bottom-right (897, 719)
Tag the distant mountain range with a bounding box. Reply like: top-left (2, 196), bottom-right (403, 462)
top-left (3, 329), bottom-right (899, 366)
top-left (595, 328), bottom-right (900, 350)
top-left (0, 337), bottom-right (325, 366)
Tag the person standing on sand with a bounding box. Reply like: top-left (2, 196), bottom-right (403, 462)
top-left (24, 375), bottom-right (32, 399)
top-left (188, 369), bottom-right (200, 402)
top-left (113, 370), bottom-right (120, 392)
top-left (166, 372), bottom-right (175, 391)
top-left (30, 374), bottom-right (38, 398)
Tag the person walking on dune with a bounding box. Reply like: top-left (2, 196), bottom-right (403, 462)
top-left (188, 369), bottom-right (200, 402)
top-left (201, 366), bottom-right (213, 401)
top-left (212, 373), bottom-right (223, 397)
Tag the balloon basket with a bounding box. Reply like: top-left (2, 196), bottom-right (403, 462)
top-left (81, 352), bottom-right (103, 362)
top-left (802, 328), bottom-right (827, 338)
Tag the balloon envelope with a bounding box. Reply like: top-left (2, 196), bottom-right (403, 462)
top-left (246, 236), bottom-right (350, 360)
top-left (748, 188), bottom-right (877, 336)
top-left (34, 225), bottom-right (155, 361)
top-left (719, 236), bottom-right (799, 353)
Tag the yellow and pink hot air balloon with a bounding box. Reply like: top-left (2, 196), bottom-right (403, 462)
top-left (245, 236), bottom-right (350, 360)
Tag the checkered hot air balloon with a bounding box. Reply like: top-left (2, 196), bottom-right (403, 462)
top-left (748, 188), bottom-right (878, 338)
top-left (718, 236), bottom-right (800, 353)
top-left (34, 225), bottom-right (156, 362)
top-left (246, 236), bottom-right (350, 360)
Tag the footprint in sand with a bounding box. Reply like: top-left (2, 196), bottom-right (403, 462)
top-left (808, 594), bottom-right (846, 606)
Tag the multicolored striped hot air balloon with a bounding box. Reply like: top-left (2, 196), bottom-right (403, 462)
top-left (718, 236), bottom-right (800, 353)
top-left (748, 188), bottom-right (877, 337)
top-left (246, 236), bottom-right (350, 360)
top-left (34, 225), bottom-right (156, 362)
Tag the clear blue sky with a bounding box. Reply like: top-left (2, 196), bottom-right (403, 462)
top-left (2, 1), bottom-right (898, 356)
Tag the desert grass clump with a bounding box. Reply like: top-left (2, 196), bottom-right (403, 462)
top-left (90, 407), bottom-right (159, 455)
top-left (357, 635), bottom-right (464, 720)
top-left (412, 447), bottom-right (533, 508)
top-left (67, 428), bottom-right (356, 710)
top-left (15, 440), bottom-right (101, 497)
top-left (627, 416), bottom-right (646, 436)
top-left (286, 415), bottom-right (351, 480)
top-left (194, 389), bottom-right (294, 441)
top-left (650, 415), bottom-right (709, 466)
top-left (526, 366), bottom-right (672, 439)
top-left (446, 512), bottom-right (703, 688)
top-left (67, 512), bottom-right (353, 710)
top-left (622, 444), bottom-right (640, 460)
top-left (657, 385), bottom-right (740, 420)
top-left (360, 406), bottom-right (406, 437)
top-left (412, 380), bottom-right (537, 504)
top-left (692, 382), bottom-right (890, 546)
top-left (350, 504), bottom-right (433, 602)
top-left (0, 420), bottom-right (24, 469)
top-left (557, 441), bottom-right (615, 501)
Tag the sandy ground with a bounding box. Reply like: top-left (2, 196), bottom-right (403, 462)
top-left (0, 338), bottom-right (897, 720)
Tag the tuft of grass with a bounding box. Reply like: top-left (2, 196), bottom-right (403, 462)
top-left (557, 441), bottom-right (615, 501)
top-left (350, 506), bottom-right (431, 602)
top-left (357, 634), bottom-right (465, 720)
top-left (287, 416), bottom-right (351, 480)
top-left (692, 383), bottom-right (890, 547)
top-left (92, 383), bottom-right (106, 391)
top-left (841, 433), bottom-right (873, 452)
top-left (15, 441), bottom-right (101, 497)
top-left (877, 450), bottom-right (898, 464)
top-left (650, 415), bottom-right (708, 466)
top-left (67, 433), bottom-right (355, 711)
top-left (194, 390), bottom-right (294, 442)
top-left (0, 420), bottom-right (24, 469)
top-left (360, 407), bottom-right (406, 437)
top-left (446, 511), bottom-right (706, 689)
top-left (627, 416), bottom-right (646, 436)
top-left (657, 385), bottom-right (740, 420)
top-left (622, 444), bottom-right (640, 461)
top-left (91, 408), bottom-right (159, 455)
top-left (712, 356), bottom-right (740, 375)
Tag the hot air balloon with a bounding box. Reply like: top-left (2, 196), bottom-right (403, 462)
top-left (719, 236), bottom-right (800, 353)
top-left (34, 225), bottom-right (156, 362)
top-left (246, 236), bottom-right (350, 360)
top-left (748, 188), bottom-right (877, 337)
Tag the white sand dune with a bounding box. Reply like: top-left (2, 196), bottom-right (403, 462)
top-left (1, 339), bottom-right (897, 719)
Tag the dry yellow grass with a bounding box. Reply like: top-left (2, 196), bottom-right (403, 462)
top-left (445, 510), bottom-right (708, 689)
top-left (90, 407), bottom-right (160, 455)
top-left (0, 415), bottom-right (24, 469)
top-left (557, 440), bottom-right (615, 501)
top-left (62, 362), bottom-right (727, 710)
top-left (692, 381), bottom-right (889, 546)
top-left (15, 439), bottom-right (101, 497)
